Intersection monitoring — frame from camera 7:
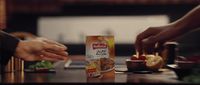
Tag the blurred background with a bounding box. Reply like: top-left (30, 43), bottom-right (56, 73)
top-left (2, 0), bottom-right (200, 56)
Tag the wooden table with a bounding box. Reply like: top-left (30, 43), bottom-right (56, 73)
top-left (1, 56), bottom-right (185, 84)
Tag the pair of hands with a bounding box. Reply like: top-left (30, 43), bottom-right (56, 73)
top-left (14, 25), bottom-right (174, 62)
top-left (14, 38), bottom-right (68, 62)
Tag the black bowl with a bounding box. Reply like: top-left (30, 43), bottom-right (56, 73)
top-left (167, 64), bottom-right (193, 80)
top-left (126, 59), bottom-right (148, 71)
top-left (175, 60), bottom-right (196, 69)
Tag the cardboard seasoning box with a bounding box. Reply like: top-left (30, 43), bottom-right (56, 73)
top-left (86, 36), bottom-right (115, 79)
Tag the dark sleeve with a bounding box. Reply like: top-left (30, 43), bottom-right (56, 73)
top-left (0, 31), bottom-right (20, 66)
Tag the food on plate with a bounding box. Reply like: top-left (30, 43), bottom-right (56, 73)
top-left (128, 54), bottom-right (164, 71)
top-left (29, 60), bottom-right (54, 71)
top-left (145, 55), bottom-right (164, 71)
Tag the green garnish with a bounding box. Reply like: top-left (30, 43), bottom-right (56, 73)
top-left (29, 60), bottom-right (54, 69)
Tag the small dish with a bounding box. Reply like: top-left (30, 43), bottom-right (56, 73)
top-left (175, 60), bottom-right (196, 69)
top-left (167, 64), bottom-right (193, 80)
top-left (126, 59), bottom-right (148, 72)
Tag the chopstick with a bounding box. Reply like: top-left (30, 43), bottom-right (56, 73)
top-left (136, 42), bottom-right (159, 58)
top-left (136, 51), bottom-right (139, 58)
top-left (155, 42), bottom-right (159, 56)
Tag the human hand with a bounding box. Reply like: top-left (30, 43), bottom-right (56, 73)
top-left (135, 24), bottom-right (177, 55)
top-left (135, 5), bottom-right (200, 55)
top-left (14, 38), bottom-right (68, 62)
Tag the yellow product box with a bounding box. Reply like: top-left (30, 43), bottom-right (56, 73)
top-left (86, 36), bottom-right (115, 78)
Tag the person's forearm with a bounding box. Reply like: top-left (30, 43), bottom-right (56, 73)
top-left (174, 5), bottom-right (200, 32)
top-left (152, 5), bottom-right (200, 43)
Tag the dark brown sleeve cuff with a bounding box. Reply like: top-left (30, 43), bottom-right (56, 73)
top-left (0, 31), bottom-right (20, 66)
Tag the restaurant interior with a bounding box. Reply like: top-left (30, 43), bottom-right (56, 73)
top-left (1, 0), bottom-right (200, 84)
top-left (3, 0), bottom-right (200, 56)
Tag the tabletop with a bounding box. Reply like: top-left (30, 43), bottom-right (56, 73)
top-left (1, 56), bottom-right (185, 84)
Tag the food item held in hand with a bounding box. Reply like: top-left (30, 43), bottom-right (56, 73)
top-left (131, 56), bottom-right (138, 60)
top-left (131, 55), bottom-right (146, 60)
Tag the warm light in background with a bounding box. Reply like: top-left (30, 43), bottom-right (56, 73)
top-left (0, 0), bottom-right (6, 29)
top-left (38, 15), bottom-right (169, 44)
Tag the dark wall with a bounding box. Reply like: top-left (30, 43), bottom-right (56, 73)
top-left (5, 4), bottom-right (198, 34)
top-left (5, 14), bottom-right (38, 34)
